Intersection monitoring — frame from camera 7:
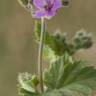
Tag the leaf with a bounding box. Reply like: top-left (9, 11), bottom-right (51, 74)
top-left (43, 89), bottom-right (63, 96)
top-left (18, 0), bottom-right (29, 6)
top-left (62, 83), bottom-right (92, 96)
top-left (18, 0), bottom-right (35, 14)
top-left (18, 73), bottom-right (39, 96)
top-left (35, 21), bottom-right (57, 61)
top-left (43, 84), bottom-right (92, 96)
top-left (43, 54), bottom-right (96, 96)
top-left (34, 21), bottom-right (52, 45)
top-left (18, 87), bottom-right (39, 96)
top-left (43, 45), bottom-right (59, 63)
top-left (44, 53), bottom-right (73, 89)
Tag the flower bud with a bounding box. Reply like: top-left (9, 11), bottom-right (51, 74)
top-left (73, 30), bottom-right (93, 49)
top-left (62, 0), bottom-right (70, 7)
top-left (18, 0), bottom-right (29, 6)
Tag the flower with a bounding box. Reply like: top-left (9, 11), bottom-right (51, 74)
top-left (33, 0), bottom-right (62, 19)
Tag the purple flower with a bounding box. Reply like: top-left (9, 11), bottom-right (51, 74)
top-left (33, 0), bottom-right (62, 19)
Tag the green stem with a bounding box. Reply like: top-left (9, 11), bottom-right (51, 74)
top-left (38, 18), bottom-right (46, 93)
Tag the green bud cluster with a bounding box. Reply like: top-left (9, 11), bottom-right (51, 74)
top-left (51, 30), bottom-right (93, 56)
top-left (73, 31), bottom-right (93, 50)
top-left (35, 22), bottom-right (93, 57)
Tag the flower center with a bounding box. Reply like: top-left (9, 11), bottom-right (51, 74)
top-left (44, 3), bottom-right (53, 11)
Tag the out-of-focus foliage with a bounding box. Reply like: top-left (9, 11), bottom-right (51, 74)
top-left (44, 54), bottom-right (96, 96)
top-left (35, 22), bottom-right (93, 59)
top-left (18, 55), bottom-right (96, 96)
top-left (18, 21), bottom-right (96, 96)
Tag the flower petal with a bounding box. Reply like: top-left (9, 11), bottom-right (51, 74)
top-left (33, 0), bottom-right (45, 9)
top-left (52, 0), bottom-right (62, 11)
top-left (46, 10), bottom-right (56, 19)
top-left (46, 0), bottom-right (54, 4)
top-left (34, 9), bottom-right (47, 18)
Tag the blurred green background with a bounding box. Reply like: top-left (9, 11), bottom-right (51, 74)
top-left (0, 0), bottom-right (96, 96)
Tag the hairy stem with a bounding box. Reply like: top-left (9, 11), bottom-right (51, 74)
top-left (38, 18), bottom-right (46, 93)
